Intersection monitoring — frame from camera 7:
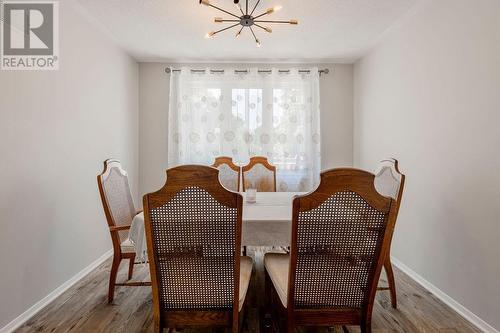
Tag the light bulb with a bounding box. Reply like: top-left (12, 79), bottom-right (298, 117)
top-left (289, 19), bottom-right (298, 25)
top-left (265, 26), bottom-right (272, 33)
top-left (214, 17), bottom-right (223, 23)
top-left (267, 5), bottom-right (282, 14)
top-left (205, 31), bottom-right (215, 38)
top-left (256, 39), bottom-right (261, 47)
top-left (200, 0), bottom-right (210, 5)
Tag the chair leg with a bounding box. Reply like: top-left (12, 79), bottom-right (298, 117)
top-left (360, 322), bottom-right (371, 333)
top-left (384, 258), bottom-right (397, 308)
top-left (128, 254), bottom-right (136, 280)
top-left (240, 305), bottom-right (249, 332)
top-left (108, 255), bottom-right (120, 304)
top-left (154, 321), bottom-right (170, 333)
top-left (264, 270), bottom-right (272, 329)
top-left (231, 306), bottom-right (240, 333)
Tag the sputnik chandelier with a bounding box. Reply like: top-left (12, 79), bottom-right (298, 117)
top-left (199, 0), bottom-right (298, 47)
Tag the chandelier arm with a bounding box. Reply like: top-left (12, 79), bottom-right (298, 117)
top-left (255, 20), bottom-right (294, 23)
top-left (246, 0), bottom-right (248, 14)
top-left (236, 25), bottom-right (244, 36)
top-left (254, 23), bottom-right (270, 32)
top-left (253, 11), bottom-right (270, 19)
top-left (213, 23), bottom-right (241, 35)
top-left (219, 19), bottom-right (240, 22)
top-left (250, 0), bottom-right (261, 16)
top-left (207, 4), bottom-right (240, 19)
top-left (236, 4), bottom-right (245, 16)
top-left (249, 26), bottom-right (258, 41)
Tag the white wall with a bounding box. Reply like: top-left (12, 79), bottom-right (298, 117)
top-left (354, 0), bottom-right (500, 330)
top-left (0, 1), bottom-right (138, 329)
top-left (139, 63), bottom-right (353, 195)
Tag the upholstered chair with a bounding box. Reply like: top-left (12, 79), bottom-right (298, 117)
top-left (143, 165), bottom-right (253, 333)
top-left (97, 159), bottom-right (150, 303)
top-left (242, 156), bottom-right (276, 192)
top-left (212, 156), bottom-right (241, 192)
top-left (264, 168), bottom-right (399, 332)
top-left (374, 158), bottom-right (405, 308)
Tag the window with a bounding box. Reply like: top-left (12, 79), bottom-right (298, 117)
top-left (168, 68), bottom-right (320, 191)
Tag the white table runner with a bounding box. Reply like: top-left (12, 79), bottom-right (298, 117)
top-left (129, 192), bottom-right (303, 262)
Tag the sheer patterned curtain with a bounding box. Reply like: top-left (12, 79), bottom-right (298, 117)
top-left (168, 67), bottom-right (321, 191)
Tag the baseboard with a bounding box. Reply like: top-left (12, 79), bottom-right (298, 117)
top-left (1, 251), bottom-right (496, 332)
top-left (391, 256), bottom-right (498, 333)
top-left (0, 249), bottom-right (113, 333)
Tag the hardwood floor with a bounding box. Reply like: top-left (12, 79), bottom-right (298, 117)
top-left (16, 248), bottom-right (480, 333)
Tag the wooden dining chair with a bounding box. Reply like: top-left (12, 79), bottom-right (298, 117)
top-left (242, 156), bottom-right (277, 192)
top-left (97, 159), bottom-right (150, 304)
top-left (212, 156), bottom-right (241, 192)
top-left (143, 165), bottom-right (253, 333)
top-left (264, 168), bottom-right (398, 333)
top-left (374, 158), bottom-right (405, 308)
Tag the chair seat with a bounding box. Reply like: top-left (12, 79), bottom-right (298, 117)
top-left (264, 253), bottom-right (290, 308)
top-left (120, 238), bottom-right (135, 253)
top-left (239, 256), bottom-right (253, 311)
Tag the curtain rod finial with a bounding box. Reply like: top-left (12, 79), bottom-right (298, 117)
top-left (165, 67), bottom-right (171, 73)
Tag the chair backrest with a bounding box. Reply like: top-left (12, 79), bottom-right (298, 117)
top-left (242, 156), bottom-right (276, 192)
top-left (143, 165), bottom-right (243, 315)
top-left (374, 158), bottom-right (405, 203)
top-left (212, 156), bottom-right (241, 192)
top-left (288, 168), bottom-right (397, 313)
top-left (97, 159), bottom-right (136, 245)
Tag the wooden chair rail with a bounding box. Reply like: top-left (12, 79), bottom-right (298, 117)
top-left (292, 308), bottom-right (362, 326)
top-left (163, 310), bottom-right (232, 327)
top-left (212, 156), bottom-right (241, 192)
top-left (241, 156), bottom-right (276, 173)
top-left (212, 156), bottom-right (240, 172)
top-left (241, 156), bottom-right (277, 192)
top-left (109, 225), bottom-right (131, 232)
top-left (115, 282), bottom-right (152, 287)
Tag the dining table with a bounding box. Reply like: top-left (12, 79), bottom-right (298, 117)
top-left (128, 191), bottom-right (305, 262)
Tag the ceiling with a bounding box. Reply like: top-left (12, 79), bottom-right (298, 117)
top-left (76, 0), bottom-right (419, 63)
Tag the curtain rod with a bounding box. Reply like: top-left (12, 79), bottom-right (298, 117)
top-left (164, 67), bottom-right (330, 75)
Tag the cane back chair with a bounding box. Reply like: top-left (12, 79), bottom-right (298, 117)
top-left (97, 159), bottom-right (150, 304)
top-left (143, 165), bottom-right (253, 333)
top-left (242, 156), bottom-right (277, 192)
top-left (374, 158), bottom-right (405, 308)
top-left (212, 156), bottom-right (241, 192)
top-left (264, 168), bottom-right (398, 332)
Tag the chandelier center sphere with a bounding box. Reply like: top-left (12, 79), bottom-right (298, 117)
top-left (240, 15), bottom-right (254, 27)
